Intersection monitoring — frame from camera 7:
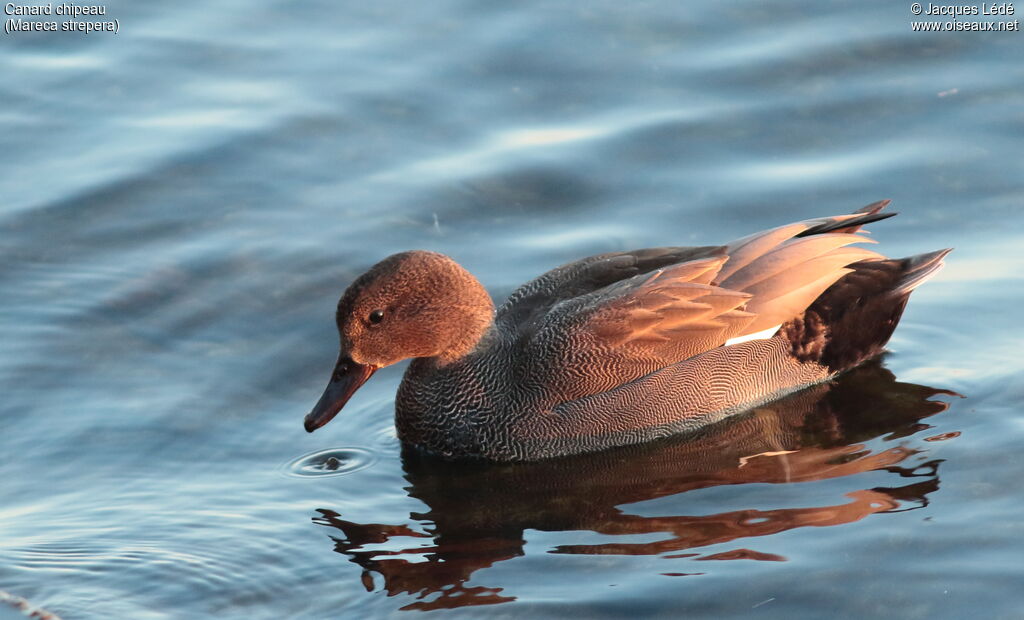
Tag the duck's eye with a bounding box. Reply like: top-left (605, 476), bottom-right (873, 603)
top-left (368, 309), bottom-right (385, 324)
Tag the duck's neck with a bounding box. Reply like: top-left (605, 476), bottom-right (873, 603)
top-left (435, 298), bottom-right (495, 365)
top-left (404, 257), bottom-right (495, 366)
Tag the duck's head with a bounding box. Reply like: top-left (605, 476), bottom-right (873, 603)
top-left (304, 250), bottom-right (494, 432)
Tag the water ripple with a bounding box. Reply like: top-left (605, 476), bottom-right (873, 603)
top-left (285, 448), bottom-right (378, 478)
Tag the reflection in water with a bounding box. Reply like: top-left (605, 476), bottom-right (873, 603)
top-left (313, 361), bottom-right (957, 611)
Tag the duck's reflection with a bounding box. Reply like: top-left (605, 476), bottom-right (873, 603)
top-left (313, 361), bottom-right (957, 611)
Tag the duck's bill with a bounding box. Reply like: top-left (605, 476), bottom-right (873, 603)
top-left (304, 357), bottom-right (376, 432)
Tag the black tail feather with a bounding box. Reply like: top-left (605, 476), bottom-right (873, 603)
top-left (781, 249), bottom-right (951, 373)
top-left (893, 248), bottom-right (952, 294)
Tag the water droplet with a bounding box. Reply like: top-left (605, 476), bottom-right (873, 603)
top-left (285, 448), bottom-right (377, 477)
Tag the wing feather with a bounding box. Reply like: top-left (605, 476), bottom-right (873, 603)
top-left (721, 233), bottom-right (877, 292)
top-left (535, 257), bottom-right (755, 372)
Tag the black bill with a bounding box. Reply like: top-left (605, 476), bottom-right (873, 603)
top-left (304, 356), bottom-right (376, 432)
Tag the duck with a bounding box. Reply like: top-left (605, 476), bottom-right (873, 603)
top-left (304, 200), bottom-right (950, 461)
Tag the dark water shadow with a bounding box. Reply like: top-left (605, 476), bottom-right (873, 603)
top-left (312, 360), bottom-right (958, 611)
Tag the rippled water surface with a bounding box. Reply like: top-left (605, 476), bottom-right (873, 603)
top-left (2, 1), bottom-right (1022, 618)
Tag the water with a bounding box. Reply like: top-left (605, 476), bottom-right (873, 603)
top-left (1, 1), bottom-right (1022, 618)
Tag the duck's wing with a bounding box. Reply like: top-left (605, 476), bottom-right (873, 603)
top-left (495, 245), bottom-right (727, 330)
top-left (520, 201), bottom-right (895, 402)
top-left (715, 199), bottom-right (894, 332)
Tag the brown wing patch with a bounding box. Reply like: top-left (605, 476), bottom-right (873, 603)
top-left (582, 257), bottom-right (755, 356)
top-left (721, 234), bottom-right (877, 292)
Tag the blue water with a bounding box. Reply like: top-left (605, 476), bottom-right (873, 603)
top-left (2, 1), bottom-right (1022, 618)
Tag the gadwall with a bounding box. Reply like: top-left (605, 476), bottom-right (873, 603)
top-left (305, 200), bottom-right (949, 461)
